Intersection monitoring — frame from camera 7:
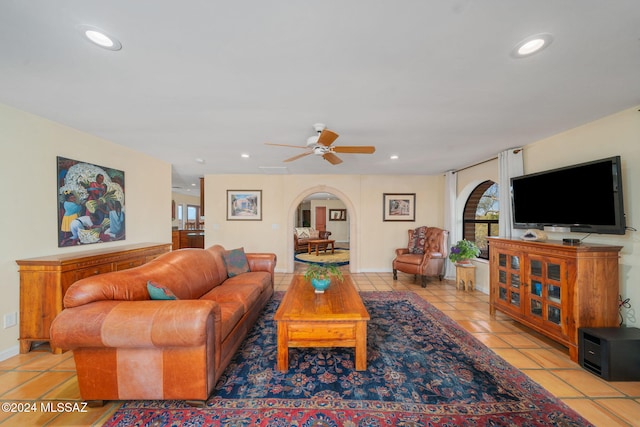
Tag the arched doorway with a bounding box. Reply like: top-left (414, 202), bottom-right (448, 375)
top-left (288, 186), bottom-right (358, 273)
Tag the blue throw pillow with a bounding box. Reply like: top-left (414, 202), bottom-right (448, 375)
top-left (223, 247), bottom-right (251, 277)
top-left (147, 280), bottom-right (178, 300)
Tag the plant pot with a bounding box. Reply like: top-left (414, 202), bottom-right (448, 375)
top-left (456, 259), bottom-right (473, 266)
top-left (311, 278), bottom-right (331, 293)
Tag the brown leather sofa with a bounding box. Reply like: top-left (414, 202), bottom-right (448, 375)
top-left (294, 228), bottom-right (332, 252)
top-left (50, 244), bottom-right (276, 406)
top-left (392, 226), bottom-right (449, 287)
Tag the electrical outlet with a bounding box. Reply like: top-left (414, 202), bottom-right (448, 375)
top-left (3, 312), bottom-right (17, 328)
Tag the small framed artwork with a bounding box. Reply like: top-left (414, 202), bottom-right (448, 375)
top-left (227, 190), bottom-right (262, 221)
top-left (329, 208), bottom-right (346, 221)
top-left (383, 193), bottom-right (416, 222)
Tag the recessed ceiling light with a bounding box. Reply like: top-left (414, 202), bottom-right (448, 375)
top-left (390, 155), bottom-right (399, 160)
top-left (241, 153), bottom-right (250, 158)
top-left (78, 25), bottom-right (122, 51)
top-left (195, 158), bottom-right (205, 164)
top-left (510, 33), bottom-right (553, 58)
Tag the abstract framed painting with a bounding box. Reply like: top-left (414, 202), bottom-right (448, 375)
top-left (57, 157), bottom-right (125, 247)
top-left (383, 193), bottom-right (416, 222)
top-left (227, 190), bottom-right (262, 221)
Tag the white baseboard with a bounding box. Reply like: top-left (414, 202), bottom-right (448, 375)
top-left (0, 344), bottom-right (19, 362)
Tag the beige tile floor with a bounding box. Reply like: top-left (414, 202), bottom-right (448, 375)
top-left (1, 268), bottom-right (639, 426)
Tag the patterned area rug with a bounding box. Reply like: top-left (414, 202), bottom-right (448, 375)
top-left (294, 248), bottom-right (349, 266)
top-left (104, 292), bottom-right (592, 427)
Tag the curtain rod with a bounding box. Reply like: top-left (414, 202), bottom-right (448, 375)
top-left (452, 148), bottom-right (522, 174)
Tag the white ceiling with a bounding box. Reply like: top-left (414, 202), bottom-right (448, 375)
top-left (2, 1), bottom-right (639, 195)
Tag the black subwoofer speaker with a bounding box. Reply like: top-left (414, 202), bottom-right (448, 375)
top-left (578, 327), bottom-right (640, 381)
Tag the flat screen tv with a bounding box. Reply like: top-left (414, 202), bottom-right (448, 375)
top-left (511, 156), bottom-right (626, 235)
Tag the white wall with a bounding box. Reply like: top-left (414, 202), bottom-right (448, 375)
top-left (0, 103), bottom-right (172, 358)
top-left (453, 106), bottom-right (640, 326)
top-left (310, 199), bottom-right (349, 242)
top-left (454, 158), bottom-right (499, 294)
top-left (2, 100), bottom-right (636, 359)
top-left (522, 107), bottom-right (640, 327)
top-left (204, 174), bottom-right (445, 273)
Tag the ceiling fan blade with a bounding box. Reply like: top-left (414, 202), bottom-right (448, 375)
top-left (323, 152), bottom-right (343, 165)
top-left (265, 143), bottom-right (308, 150)
top-left (317, 129), bottom-right (339, 146)
top-left (332, 145), bottom-right (376, 154)
top-left (283, 152), bottom-right (312, 162)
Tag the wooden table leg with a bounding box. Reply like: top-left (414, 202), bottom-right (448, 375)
top-left (308, 242), bottom-right (312, 254)
top-left (277, 322), bottom-right (289, 371)
top-left (355, 320), bottom-right (367, 371)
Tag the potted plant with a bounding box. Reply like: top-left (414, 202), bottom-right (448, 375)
top-left (303, 263), bottom-right (343, 293)
top-left (449, 239), bottom-right (480, 265)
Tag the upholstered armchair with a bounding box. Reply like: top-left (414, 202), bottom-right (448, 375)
top-left (392, 226), bottom-right (449, 287)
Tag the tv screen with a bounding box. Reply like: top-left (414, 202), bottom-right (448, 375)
top-left (511, 156), bottom-right (626, 235)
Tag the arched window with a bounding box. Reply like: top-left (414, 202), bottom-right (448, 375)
top-left (463, 181), bottom-right (499, 259)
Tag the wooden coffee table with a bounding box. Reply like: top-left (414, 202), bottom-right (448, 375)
top-left (274, 274), bottom-right (370, 371)
top-left (307, 239), bottom-right (335, 256)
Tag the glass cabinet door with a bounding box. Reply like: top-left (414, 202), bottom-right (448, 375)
top-left (496, 252), bottom-right (522, 311)
top-left (527, 255), bottom-right (565, 328)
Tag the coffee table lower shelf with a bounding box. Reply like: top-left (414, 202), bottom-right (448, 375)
top-left (276, 319), bottom-right (368, 371)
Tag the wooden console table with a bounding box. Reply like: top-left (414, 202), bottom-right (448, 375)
top-left (16, 242), bottom-right (171, 354)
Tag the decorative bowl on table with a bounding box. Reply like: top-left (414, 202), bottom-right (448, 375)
top-left (311, 278), bottom-right (331, 293)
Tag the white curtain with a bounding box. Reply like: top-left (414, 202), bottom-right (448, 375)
top-left (444, 170), bottom-right (457, 278)
top-left (498, 148), bottom-right (524, 238)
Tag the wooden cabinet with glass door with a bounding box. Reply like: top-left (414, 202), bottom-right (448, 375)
top-left (526, 255), bottom-right (568, 339)
top-left (489, 237), bottom-right (622, 362)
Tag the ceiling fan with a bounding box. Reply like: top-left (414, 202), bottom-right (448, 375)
top-left (265, 123), bottom-right (376, 165)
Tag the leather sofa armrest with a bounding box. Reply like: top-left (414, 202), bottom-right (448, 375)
top-left (50, 300), bottom-right (221, 350)
top-left (246, 253), bottom-right (277, 283)
top-left (395, 248), bottom-right (409, 256)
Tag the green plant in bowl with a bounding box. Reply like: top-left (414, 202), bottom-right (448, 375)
top-left (303, 263), bottom-right (343, 293)
top-left (449, 239), bottom-right (481, 264)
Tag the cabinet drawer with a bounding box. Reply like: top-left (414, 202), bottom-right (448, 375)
top-left (288, 323), bottom-right (356, 340)
top-left (115, 258), bottom-right (145, 271)
top-left (75, 264), bottom-right (112, 281)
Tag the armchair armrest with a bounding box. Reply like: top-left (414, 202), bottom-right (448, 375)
top-left (319, 231), bottom-right (332, 239)
top-left (50, 300), bottom-right (221, 350)
top-left (395, 248), bottom-right (409, 256)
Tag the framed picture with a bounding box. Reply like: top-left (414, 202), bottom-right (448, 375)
top-left (383, 193), bottom-right (416, 222)
top-left (57, 156), bottom-right (126, 247)
top-left (329, 208), bottom-right (347, 221)
top-left (227, 190), bottom-right (262, 220)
